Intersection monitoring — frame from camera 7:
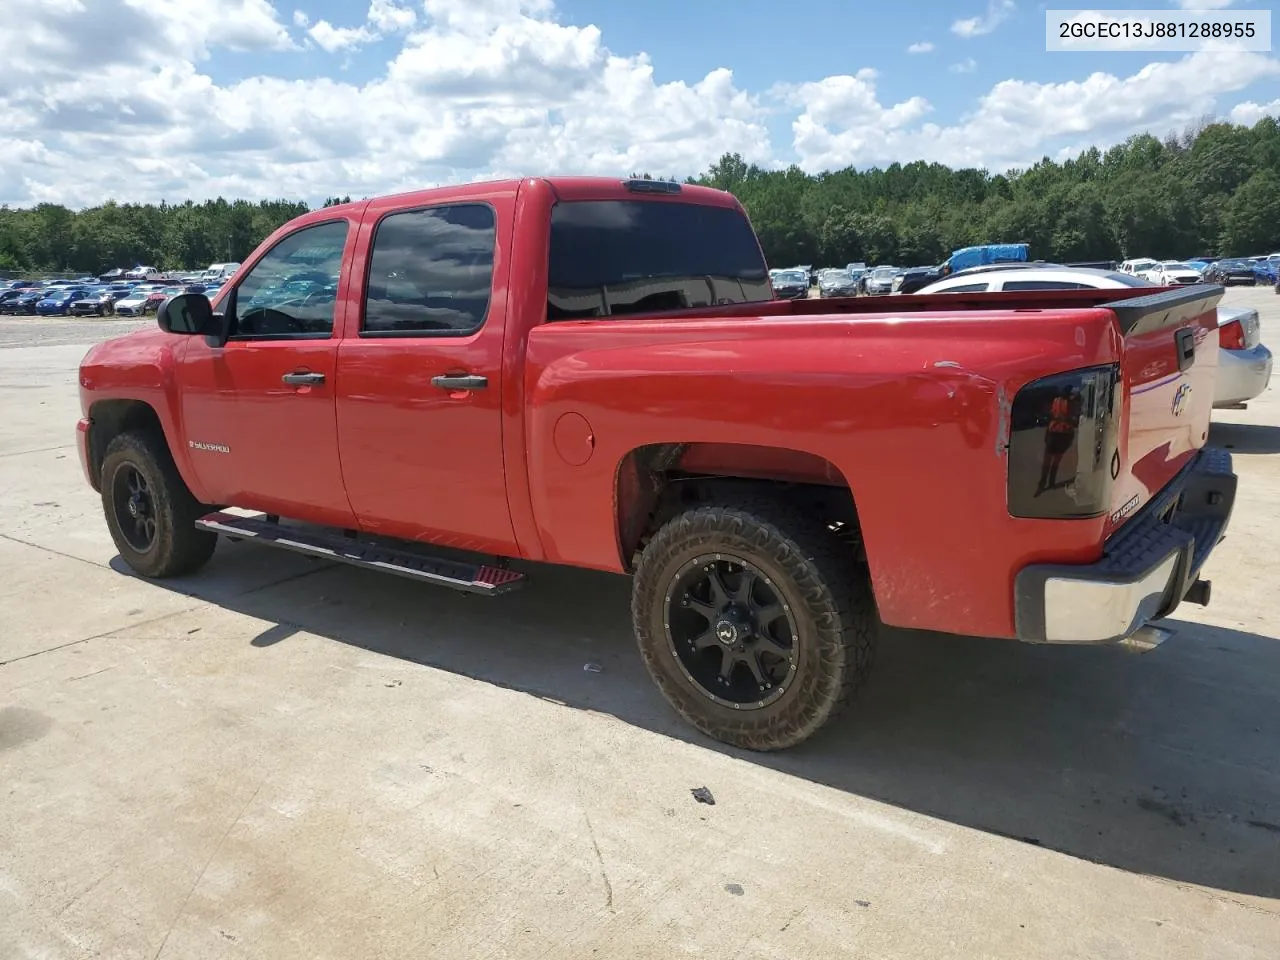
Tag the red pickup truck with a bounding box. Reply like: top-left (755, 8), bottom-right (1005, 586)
top-left (76, 176), bottom-right (1237, 750)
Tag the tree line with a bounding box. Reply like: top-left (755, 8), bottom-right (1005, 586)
top-left (691, 116), bottom-right (1280, 268)
top-left (1, 118), bottom-right (1277, 274)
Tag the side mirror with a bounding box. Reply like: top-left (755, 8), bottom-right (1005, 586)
top-left (156, 293), bottom-right (213, 335)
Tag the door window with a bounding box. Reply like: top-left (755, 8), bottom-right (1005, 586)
top-left (230, 220), bottom-right (349, 339)
top-left (362, 204), bottom-right (497, 336)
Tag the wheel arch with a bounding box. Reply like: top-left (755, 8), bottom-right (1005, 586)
top-left (85, 399), bottom-right (171, 493)
top-left (615, 441), bottom-right (864, 572)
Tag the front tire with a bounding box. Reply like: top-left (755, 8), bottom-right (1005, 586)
top-left (632, 500), bottom-right (877, 751)
top-left (101, 430), bottom-right (217, 578)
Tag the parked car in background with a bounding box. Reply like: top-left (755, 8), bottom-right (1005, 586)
top-left (0, 289), bottom-right (31, 312)
top-left (816, 268), bottom-right (859, 297)
top-left (892, 265), bottom-right (943, 294)
top-left (770, 268), bottom-right (810, 299)
top-left (916, 265), bottom-right (1272, 408)
top-left (863, 265), bottom-right (900, 295)
top-left (6, 288), bottom-right (51, 314)
top-left (69, 288), bottom-right (116, 316)
top-left (97, 268), bottom-right (127, 283)
top-left (1203, 258), bottom-right (1258, 285)
top-left (200, 262), bottom-right (242, 283)
top-left (125, 265), bottom-right (158, 280)
top-left (113, 288), bottom-right (155, 316)
top-left (1145, 261), bottom-right (1202, 285)
top-left (1119, 258), bottom-right (1158, 276)
top-left (36, 287), bottom-right (90, 315)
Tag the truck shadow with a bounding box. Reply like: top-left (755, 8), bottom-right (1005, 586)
top-left (1209, 421), bottom-right (1280, 455)
top-left (124, 547), bottom-right (1280, 901)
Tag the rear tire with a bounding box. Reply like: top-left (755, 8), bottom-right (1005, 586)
top-left (101, 430), bottom-right (216, 578)
top-left (632, 499), bottom-right (877, 751)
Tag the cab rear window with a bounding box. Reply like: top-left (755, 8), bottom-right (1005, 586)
top-left (547, 200), bottom-right (771, 320)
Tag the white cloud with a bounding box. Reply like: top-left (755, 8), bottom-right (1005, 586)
top-left (368, 0), bottom-right (416, 32)
top-left (0, 0), bottom-right (772, 206)
top-left (907, 41), bottom-right (934, 54)
top-left (951, 0), bottom-right (1015, 38)
top-left (1229, 98), bottom-right (1280, 125)
top-left (308, 20), bottom-right (378, 52)
top-left (950, 58), bottom-right (977, 73)
top-left (0, 0), bottom-right (1277, 208)
top-left (1170, 0), bottom-right (1233, 7)
top-left (789, 50), bottom-right (1280, 173)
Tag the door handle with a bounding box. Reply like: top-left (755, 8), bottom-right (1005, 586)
top-left (431, 374), bottom-right (488, 391)
top-left (282, 371), bottom-right (326, 386)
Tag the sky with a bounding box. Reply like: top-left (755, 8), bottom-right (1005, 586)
top-left (0, 0), bottom-right (1277, 208)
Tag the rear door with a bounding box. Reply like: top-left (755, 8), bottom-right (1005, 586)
top-left (334, 186), bottom-right (518, 556)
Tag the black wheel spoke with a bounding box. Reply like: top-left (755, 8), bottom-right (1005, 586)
top-left (691, 629), bottom-right (720, 650)
top-left (756, 636), bottom-right (791, 658)
top-left (744, 652), bottom-right (767, 686)
top-left (733, 568), bottom-right (757, 605)
top-left (756, 603), bottom-right (784, 626)
top-left (686, 597), bottom-right (717, 621)
top-left (717, 647), bottom-right (736, 681)
top-left (706, 566), bottom-right (730, 606)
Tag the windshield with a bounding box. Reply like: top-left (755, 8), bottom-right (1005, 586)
top-left (547, 200), bottom-right (770, 319)
top-left (1162, 262), bottom-right (1196, 271)
top-left (872, 267), bottom-right (897, 277)
top-left (1219, 259), bottom-right (1250, 268)
top-left (775, 271), bottom-right (806, 283)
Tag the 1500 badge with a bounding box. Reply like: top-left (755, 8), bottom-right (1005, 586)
top-left (189, 440), bottom-right (230, 454)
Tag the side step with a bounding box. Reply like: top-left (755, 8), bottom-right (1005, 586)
top-left (195, 511), bottom-right (525, 596)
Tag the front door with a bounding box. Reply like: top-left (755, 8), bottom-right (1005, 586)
top-left (179, 219), bottom-right (358, 529)
top-left (335, 193), bottom-right (517, 556)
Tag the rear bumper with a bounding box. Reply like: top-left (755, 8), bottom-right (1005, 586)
top-left (1014, 448), bottom-right (1236, 644)
top-left (1214, 343), bottom-right (1273, 406)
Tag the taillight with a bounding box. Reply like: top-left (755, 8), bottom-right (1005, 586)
top-left (1219, 319), bottom-right (1245, 351)
top-left (1007, 364), bottom-right (1121, 519)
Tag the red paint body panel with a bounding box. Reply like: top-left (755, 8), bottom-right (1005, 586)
top-left (76, 176), bottom-right (1221, 643)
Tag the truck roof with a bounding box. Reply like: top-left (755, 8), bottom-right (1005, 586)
top-left (306, 176), bottom-right (741, 222)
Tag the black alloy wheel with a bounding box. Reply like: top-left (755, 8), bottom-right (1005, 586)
top-left (664, 554), bottom-right (798, 708)
top-left (111, 462), bottom-right (158, 553)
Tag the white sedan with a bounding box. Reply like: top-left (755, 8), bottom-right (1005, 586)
top-left (1143, 261), bottom-right (1203, 285)
top-left (917, 266), bottom-right (1273, 409)
top-left (112, 287), bottom-right (156, 317)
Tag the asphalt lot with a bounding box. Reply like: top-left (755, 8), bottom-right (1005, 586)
top-left (2, 290), bottom-right (1279, 959)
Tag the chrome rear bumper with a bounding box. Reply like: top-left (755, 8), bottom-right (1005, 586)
top-left (1014, 448), bottom-right (1236, 644)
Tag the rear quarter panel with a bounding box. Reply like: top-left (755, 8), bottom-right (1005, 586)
top-left (524, 308), bottom-right (1124, 639)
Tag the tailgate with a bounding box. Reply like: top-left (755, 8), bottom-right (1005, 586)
top-left (1107, 285), bottom-right (1222, 530)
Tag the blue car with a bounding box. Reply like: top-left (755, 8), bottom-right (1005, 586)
top-left (35, 287), bottom-right (90, 316)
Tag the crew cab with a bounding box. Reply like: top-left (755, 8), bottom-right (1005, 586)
top-left (76, 177), bottom-right (1237, 751)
